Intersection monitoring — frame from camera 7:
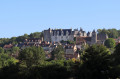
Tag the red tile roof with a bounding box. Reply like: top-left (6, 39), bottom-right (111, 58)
top-left (3, 44), bottom-right (13, 49)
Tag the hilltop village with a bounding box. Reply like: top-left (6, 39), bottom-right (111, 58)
top-left (2, 28), bottom-right (113, 59)
top-left (1, 28), bottom-right (120, 79)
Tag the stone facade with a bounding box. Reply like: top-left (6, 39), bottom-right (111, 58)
top-left (44, 28), bottom-right (74, 42)
top-left (44, 28), bottom-right (52, 42)
top-left (44, 28), bottom-right (92, 42)
top-left (51, 29), bottom-right (73, 42)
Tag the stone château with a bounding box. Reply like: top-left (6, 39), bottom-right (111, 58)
top-left (43, 28), bottom-right (108, 45)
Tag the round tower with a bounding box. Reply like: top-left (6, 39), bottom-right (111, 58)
top-left (87, 31), bottom-right (92, 37)
top-left (80, 27), bottom-right (83, 32)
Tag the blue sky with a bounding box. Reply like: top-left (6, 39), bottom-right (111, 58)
top-left (0, 0), bottom-right (120, 38)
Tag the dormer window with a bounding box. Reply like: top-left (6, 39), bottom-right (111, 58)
top-left (61, 31), bottom-right (64, 36)
top-left (66, 31), bottom-right (69, 36)
top-left (57, 31), bottom-right (59, 36)
top-left (54, 31), bottom-right (57, 36)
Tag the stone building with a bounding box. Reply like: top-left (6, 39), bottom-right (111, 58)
top-left (75, 30), bottom-right (108, 45)
top-left (44, 28), bottom-right (92, 43)
top-left (44, 28), bottom-right (74, 42)
top-left (44, 28), bottom-right (108, 45)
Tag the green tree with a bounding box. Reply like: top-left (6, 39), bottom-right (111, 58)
top-left (10, 37), bottom-right (17, 44)
top-left (51, 45), bottom-right (65, 60)
top-left (0, 53), bottom-right (17, 68)
top-left (104, 38), bottom-right (116, 48)
top-left (97, 28), bottom-right (109, 35)
top-left (24, 33), bottom-right (29, 38)
top-left (0, 47), bottom-right (4, 53)
top-left (67, 40), bottom-right (75, 44)
top-left (18, 46), bottom-right (45, 68)
top-left (113, 43), bottom-right (120, 65)
top-left (77, 45), bottom-right (111, 79)
top-left (108, 29), bottom-right (118, 38)
top-left (29, 32), bottom-right (43, 38)
top-left (97, 28), bottom-right (119, 38)
top-left (12, 47), bottom-right (20, 54)
top-left (108, 43), bottom-right (120, 78)
top-left (118, 30), bottom-right (120, 37)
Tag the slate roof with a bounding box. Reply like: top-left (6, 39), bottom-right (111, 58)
top-left (3, 44), bottom-right (13, 49)
top-left (24, 38), bottom-right (42, 42)
top-left (76, 37), bottom-right (91, 45)
top-left (76, 37), bottom-right (91, 42)
top-left (52, 29), bottom-right (72, 36)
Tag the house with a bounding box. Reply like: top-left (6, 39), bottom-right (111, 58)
top-left (18, 38), bottom-right (43, 49)
top-left (3, 44), bottom-right (13, 50)
top-left (64, 44), bottom-right (78, 59)
top-left (114, 37), bottom-right (120, 45)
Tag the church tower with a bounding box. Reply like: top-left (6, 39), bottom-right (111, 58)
top-left (91, 30), bottom-right (97, 44)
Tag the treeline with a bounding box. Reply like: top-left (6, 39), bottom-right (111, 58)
top-left (0, 44), bottom-right (120, 79)
top-left (0, 32), bottom-right (43, 47)
top-left (97, 28), bottom-right (120, 38)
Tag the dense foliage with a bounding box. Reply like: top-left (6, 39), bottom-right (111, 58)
top-left (0, 44), bottom-right (120, 79)
top-left (97, 28), bottom-right (120, 38)
top-left (0, 32), bottom-right (43, 47)
top-left (77, 45), bottom-right (111, 79)
top-left (104, 38), bottom-right (116, 48)
top-left (18, 46), bottom-right (45, 68)
top-left (51, 45), bottom-right (65, 60)
top-left (0, 53), bottom-right (18, 68)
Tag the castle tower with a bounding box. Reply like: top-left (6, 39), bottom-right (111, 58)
top-left (80, 27), bottom-right (83, 32)
top-left (91, 30), bottom-right (97, 44)
top-left (87, 32), bottom-right (92, 37)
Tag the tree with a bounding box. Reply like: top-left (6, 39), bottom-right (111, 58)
top-left (113, 43), bottom-right (120, 65)
top-left (97, 28), bottom-right (119, 38)
top-left (0, 53), bottom-right (17, 68)
top-left (97, 28), bottom-right (109, 35)
top-left (0, 47), bottom-right (4, 53)
top-left (118, 30), bottom-right (120, 37)
top-left (77, 45), bottom-right (111, 79)
top-left (18, 46), bottom-right (45, 68)
top-left (67, 40), bottom-right (75, 44)
top-left (104, 38), bottom-right (116, 48)
top-left (108, 43), bottom-right (120, 79)
top-left (12, 47), bottom-right (20, 54)
top-left (108, 29), bottom-right (118, 38)
top-left (29, 32), bottom-right (43, 38)
top-left (51, 45), bottom-right (65, 60)
top-left (23, 33), bottom-right (29, 38)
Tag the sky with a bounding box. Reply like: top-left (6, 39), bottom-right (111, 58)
top-left (0, 0), bottom-right (120, 38)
